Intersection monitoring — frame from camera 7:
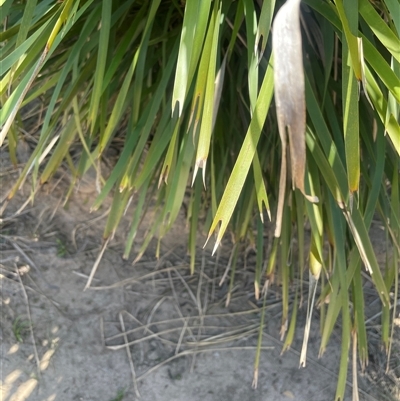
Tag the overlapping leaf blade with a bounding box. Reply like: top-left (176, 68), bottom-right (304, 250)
top-left (1, 2), bottom-right (399, 399)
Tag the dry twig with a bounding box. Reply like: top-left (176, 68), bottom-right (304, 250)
top-left (15, 264), bottom-right (41, 379)
top-left (119, 312), bottom-right (141, 398)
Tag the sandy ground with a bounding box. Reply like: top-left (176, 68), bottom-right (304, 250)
top-left (1, 154), bottom-right (399, 401)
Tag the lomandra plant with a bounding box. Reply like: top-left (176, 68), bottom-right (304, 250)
top-left (1, 0), bottom-right (399, 399)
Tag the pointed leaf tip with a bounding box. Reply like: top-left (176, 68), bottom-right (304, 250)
top-left (192, 158), bottom-right (207, 188)
top-left (211, 239), bottom-right (220, 256)
top-left (306, 194), bottom-right (319, 203)
top-left (172, 100), bottom-right (182, 118)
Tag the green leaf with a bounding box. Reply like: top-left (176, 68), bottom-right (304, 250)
top-left (193, 4), bottom-right (222, 183)
top-left (334, 0), bottom-right (362, 79)
top-left (252, 152), bottom-right (270, 222)
top-left (342, 39), bottom-right (360, 194)
top-left (206, 57), bottom-right (274, 253)
top-left (359, 0), bottom-right (400, 63)
top-left (329, 195), bottom-right (351, 401)
top-left (243, 0), bottom-right (258, 113)
top-left (255, 0), bottom-right (276, 59)
top-left (88, 0), bottom-right (112, 132)
top-left (172, 0), bottom-right (212, 116)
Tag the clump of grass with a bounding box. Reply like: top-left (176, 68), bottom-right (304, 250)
top-left (109, 389), bottom-right (125, 401)
top-left (1, 1), bottom-right (399, 399)
top-left (12, 316), bottom-right (30, 343)
top-left (56, 238), bottom-right (67, 258)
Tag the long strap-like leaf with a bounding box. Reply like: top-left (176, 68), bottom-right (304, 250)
top-left (272, 0), bottom-right (318, 238)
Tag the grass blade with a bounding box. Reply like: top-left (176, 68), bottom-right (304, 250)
top-left (206, 57), bottom-right (274, 253)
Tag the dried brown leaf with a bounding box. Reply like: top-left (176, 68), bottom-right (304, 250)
top-left (272, 0), bottom-right (318, 237)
